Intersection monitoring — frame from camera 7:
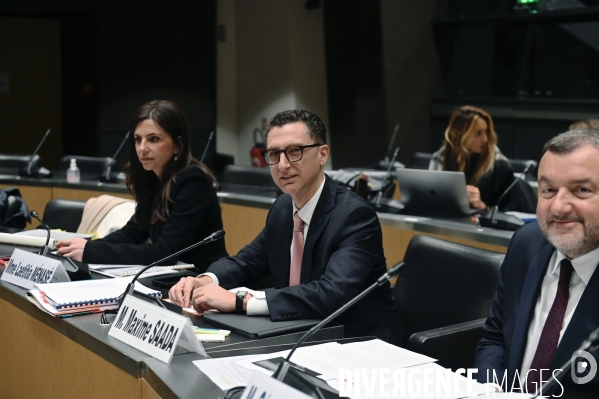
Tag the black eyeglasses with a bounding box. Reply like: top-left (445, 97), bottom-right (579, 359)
top-left (261, 144), bottom-right (322, 165)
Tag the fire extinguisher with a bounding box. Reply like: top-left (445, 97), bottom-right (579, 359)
top-left (250, 127), bottom-right (267, 167)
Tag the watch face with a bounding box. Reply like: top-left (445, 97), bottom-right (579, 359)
top-left (236, 291), bottom-right (247, 313)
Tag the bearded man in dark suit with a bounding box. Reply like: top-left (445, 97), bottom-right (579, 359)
top-left (475, 129), bottom-right (599, 397)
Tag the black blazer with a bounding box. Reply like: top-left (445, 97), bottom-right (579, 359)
top-left (207, 175), bottom-right (404, 346)
top-left (475, 222), bottom-right (599, 397)
top-left (83, 166), bottom-right (228, 272)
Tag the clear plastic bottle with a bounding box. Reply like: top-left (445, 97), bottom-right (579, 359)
top-left (67, 158), bottom-right (80, 183)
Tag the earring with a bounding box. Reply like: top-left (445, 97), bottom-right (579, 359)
top-left (174, 155), bottom-right (178, 161)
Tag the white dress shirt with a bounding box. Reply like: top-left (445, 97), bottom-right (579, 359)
top-left (520, 246), bottom-right (599, 376)
top-left (202, 176), bottom-right (326, 315)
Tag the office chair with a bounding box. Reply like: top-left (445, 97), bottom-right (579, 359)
top-left (393, 234), bottom-right (504, 370)
top-left (407, 152), bottom-right (433, 170)
top-left (0, 154), bottom-right (43, 176)
top-left (220, 164), bottom-right (278, 188)
top-left (508, 159), bottom-right (538, 181)
top-left (203, 152), bottom-right (235, 182)
top-left (58, 155), bottom-right (123, 181)
top-left (42, 199), bottom-right (86, 232)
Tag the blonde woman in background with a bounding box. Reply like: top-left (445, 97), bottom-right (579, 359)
top-left (429, 105), bottom-right (536, 213)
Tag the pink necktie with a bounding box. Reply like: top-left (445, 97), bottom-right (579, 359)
top-left (526, 259), bottom-right (573, 393)
top-left (289, 212), bottom-right (304, 286)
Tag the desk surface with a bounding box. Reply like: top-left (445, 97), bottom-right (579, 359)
top-left (0, 172), bottom-right (514, 261)
top-left (0, 264), bottom-right (343, 399)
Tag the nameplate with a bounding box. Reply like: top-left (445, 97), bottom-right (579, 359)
top-left (240, 371), bottom-right (312, 399)
top-left (108, 295), bottom-right (206, 364)
top-left (1, 248), bottom-right (70, 289)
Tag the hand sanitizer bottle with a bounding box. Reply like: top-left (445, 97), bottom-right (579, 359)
top-left (67, 158), bottom-right (80, 183)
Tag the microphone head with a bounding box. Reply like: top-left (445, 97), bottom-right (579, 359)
top-left (523, 162), bottom-right (534, 174)
top-left (386, 261), bottom-right (405, 278)
top-left (30, 210), bottom-right (39, 219)
top-left (211, 230), bottom-right (225, 240)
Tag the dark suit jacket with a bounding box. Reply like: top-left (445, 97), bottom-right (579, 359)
top-left (83, 166), bottom-right (228, 272)
top-left (206, 175), bottom-right (404, 346)
top-left (475, 222), bottom-right (599, 397)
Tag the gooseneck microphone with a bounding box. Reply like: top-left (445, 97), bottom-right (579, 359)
top-left (19, 128), bottom-right (52, 178)
top-left (271, 261), bottom-right (406, 397)
top-left (533, 324), bottom-right (599, 398)
top-left (384, 124), bottom-right (400, 166)
top-left (375, 146), bottom-right (400, 208)
top-left (99, 131), bottom-right (130, 183)
top-left (30, 210), bottom-right (51, 256)
top-left (371, 147), bottom-right (404, 214)
top-left (200, 130), bottom-right (215, 164)
top-left (100, 230), bottom-right (226, 324)
top-left (478, 163), bottom-right (534, 231)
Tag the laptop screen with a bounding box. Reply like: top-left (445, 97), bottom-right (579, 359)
top-left (396, 169), bottom-right (472, 216)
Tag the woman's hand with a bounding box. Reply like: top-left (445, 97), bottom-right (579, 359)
top-left (55, 237), bottom-right (88, 261)
top-left (466, 185), bottom-right (487, 210)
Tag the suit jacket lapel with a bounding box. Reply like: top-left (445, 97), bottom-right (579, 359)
top-left (300, 175), bottom-right (335, 283)
top-left (552, 264), bottom-right (599, 370)
top-left (509, 241), bottom-right (555, 373)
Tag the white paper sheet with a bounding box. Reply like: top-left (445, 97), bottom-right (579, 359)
top-left (193, 355), bottom-right (256, 390)
top-left (335, 362), bottom-right (492, 399)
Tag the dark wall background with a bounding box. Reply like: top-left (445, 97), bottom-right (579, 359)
top-left (323, 0), bottom-right (389, 169)
top-left (2, 0), bottom-right (598, 170)
top-left (0, 0), bottom-right (216, 169)
top-left (431, 0), bottom-right (599, 163)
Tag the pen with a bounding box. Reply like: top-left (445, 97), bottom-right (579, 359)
top-left (192, 327), bottom-right (231, 336)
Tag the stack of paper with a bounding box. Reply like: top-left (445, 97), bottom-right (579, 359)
top-left (193, 326), bottom-right (230, 342)
top-left (193, 340), bottom-right (491, 398)
top-left (26, 277), bottom-right (161, 317)
top-left (89, 263), bottom-right (194, 278)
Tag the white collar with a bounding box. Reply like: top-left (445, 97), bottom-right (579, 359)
top-left (553, 246), bottom-right (599, 285)
top-left (293, 176), bottom-right (326, 226)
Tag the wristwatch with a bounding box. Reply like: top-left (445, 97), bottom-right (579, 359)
top-left (236, 290), bottom-right (247, 314)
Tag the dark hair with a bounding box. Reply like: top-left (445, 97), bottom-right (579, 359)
top-left (442, 105), bottom-right (497, 184)
top-left (125, 100), bottom-right (215, 226)
top-left (543, 129), bottom-right (599, 156)
top-left (264, 110), bottom-right (327, 145)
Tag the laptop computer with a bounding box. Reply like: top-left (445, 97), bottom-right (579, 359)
top-left (203, 313), bottom-right (321, 339)
top-left (395, 169), bottom-right (473, 216)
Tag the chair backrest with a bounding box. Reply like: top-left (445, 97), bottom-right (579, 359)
top-left (508, 158), bottom-right (538, 180)
top-left (58, 155), bottom-right (115, 175)
top-left (42, 199), bottom-right (86, 232)
top-left (220, 164), bottom-right (277, 188)
top-left (408, 152), bottom-right (433, 170)
top-left (0, 154), bottom-right (41, 175)
top-left (393, 234), bottom-right (504, 338)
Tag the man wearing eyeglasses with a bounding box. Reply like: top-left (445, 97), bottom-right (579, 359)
top-left (169, 110), bottom-right (404, 345)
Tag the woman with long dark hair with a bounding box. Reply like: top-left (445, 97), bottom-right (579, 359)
top-left (56, 100), bottom-right (228, 272)
top-left (429, 105), bottom-right (536, 212)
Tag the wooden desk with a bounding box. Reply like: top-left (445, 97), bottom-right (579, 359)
top-left (0, 284), bottom-right (143, 399)
top-left (0, 175), bottom-right (510, 263)
top-left (0, 270), bottom-right (343, 399)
